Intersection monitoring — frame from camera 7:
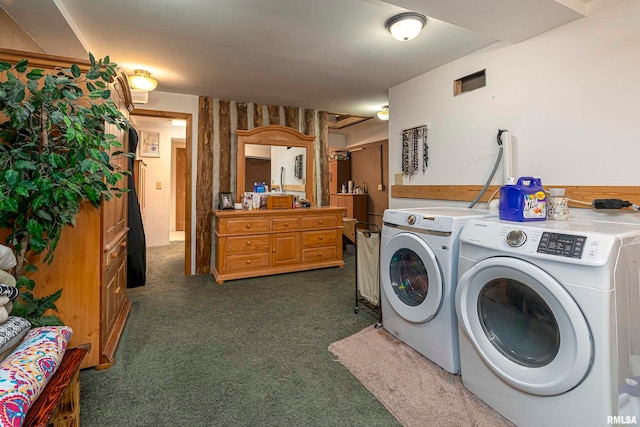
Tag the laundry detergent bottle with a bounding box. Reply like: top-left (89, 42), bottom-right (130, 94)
top-left (499, 176), bottom-right (547, 222)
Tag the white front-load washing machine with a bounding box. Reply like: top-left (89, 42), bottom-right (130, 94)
top-left (455, 218), bottom-right (640, 427)
top-left (380, 207), bottom-right (495, 374)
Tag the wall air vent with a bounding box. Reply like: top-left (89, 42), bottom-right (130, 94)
top-left (454, 69), bottom-right (486, 96)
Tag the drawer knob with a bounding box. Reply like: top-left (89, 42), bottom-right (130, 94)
top-left (246, 224), bottom-right (251, 229)
top-left (246, 260), bottom-right (251, 264)
top-left (246, 241), bottom-right (251, 246)
top-left (319, 235), bottom-right (324, 240)
top-left (284, 222), bottom-right (289, 227)
top-left (318, 252), bottom-right (323, 257)
top-left (272, 248), bottom-right (276, 253)
top-left (318, 220), bottom-right (323, 224)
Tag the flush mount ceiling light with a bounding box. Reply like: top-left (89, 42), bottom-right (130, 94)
top-left (377, 105), bottom-right (389, 121)
top-left (128, 69), bottom-right (158, 91)
top-left (385, 12), bottom-right (427, 41)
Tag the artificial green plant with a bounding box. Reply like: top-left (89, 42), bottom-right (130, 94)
top-left (0, 54), bottom-right (129, 326)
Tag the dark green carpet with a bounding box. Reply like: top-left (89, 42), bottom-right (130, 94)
top-left (79, 242), bottom-right (400, 426)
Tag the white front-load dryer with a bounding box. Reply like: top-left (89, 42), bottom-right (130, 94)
top-left (455, 218), bottom-right (640, 427)
top-left (380, 207), bottom-right (495, 374)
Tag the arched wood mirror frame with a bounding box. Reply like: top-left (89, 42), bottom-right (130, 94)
top-left (236, 125), bottom-right (315, 204)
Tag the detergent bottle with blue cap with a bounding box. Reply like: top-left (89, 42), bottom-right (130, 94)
top-left (499, 176), bottom-right (547, 221)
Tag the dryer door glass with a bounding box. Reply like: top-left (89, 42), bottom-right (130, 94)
top-left (389, 248), bottom-right (428, 306)
top-left (478, 279), bottom-right (560, 368)
top-left (455, 257), bottom-right (592, 396)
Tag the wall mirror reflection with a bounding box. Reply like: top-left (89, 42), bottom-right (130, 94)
top-left (244, 144), bottom-right (306, 199)
top-left (236, 125), bottom-right (315, 205)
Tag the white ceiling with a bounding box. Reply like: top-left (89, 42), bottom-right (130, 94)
top-left (0, 0), bottom-right (591, 119)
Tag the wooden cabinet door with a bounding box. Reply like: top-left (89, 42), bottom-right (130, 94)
top-left (271, 232), bottom-right (300, 267)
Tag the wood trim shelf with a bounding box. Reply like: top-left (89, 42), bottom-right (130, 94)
top-left (391, 185), bottom-right (640, 208)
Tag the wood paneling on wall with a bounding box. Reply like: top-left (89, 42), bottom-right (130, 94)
top-left (390, 184), bottom-right (640, 209)
top-left (350, 140), bottom-right (389, 229)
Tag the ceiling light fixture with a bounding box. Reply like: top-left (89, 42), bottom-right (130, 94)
top-left (128, 69), bottom-right (158, 91)
top-left (377, 105), bottom-right (389, 121)
top-left (385, 12), bottom-right (427, 41)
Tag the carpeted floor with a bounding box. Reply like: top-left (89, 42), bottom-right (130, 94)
top-left (329, 325), bottom-right (514, 427)
top-left (79, 242), bottom-right (400, 426)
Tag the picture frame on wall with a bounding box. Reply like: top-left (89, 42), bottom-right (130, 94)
top-left (218, 192), bottom-right (235, 210)
top-left (139, 130), bottom-right (161, 157)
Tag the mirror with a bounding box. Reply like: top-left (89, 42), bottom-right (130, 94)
top-left (236, 125), bottom-right (315, 205)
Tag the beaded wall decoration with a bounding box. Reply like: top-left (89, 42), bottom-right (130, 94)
top-left (401, 124), bottom-right (428, 177)
top-left (402, 130), bottom-right (410, 175)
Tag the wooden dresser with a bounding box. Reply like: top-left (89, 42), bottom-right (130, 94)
top-left (213, 207), bottom-right (345, 283)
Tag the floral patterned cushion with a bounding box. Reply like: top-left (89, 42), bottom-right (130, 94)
top-left (0, 326), bottom-right (72, 427)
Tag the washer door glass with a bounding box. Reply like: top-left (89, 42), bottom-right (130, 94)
top-left (389, 248), bottom-right (429, 307)
top-left (478, 279), bottom-right (560, 368)
top-left (456, 257), bottom-right (592, 396)
top-left (381, 232), bottom-right (443, 323)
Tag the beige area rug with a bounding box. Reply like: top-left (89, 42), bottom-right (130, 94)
top-left (329, 325), bottom-right (514, 427)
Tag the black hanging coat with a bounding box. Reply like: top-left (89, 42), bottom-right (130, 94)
top-left (127, 127), bottom-right (147, 287)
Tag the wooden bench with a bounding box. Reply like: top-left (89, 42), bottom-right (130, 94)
top-left (23, 345), bottom-right (90, 427)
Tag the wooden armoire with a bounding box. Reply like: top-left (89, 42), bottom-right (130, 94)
top-left (0, 49), bottom-right (133, 369)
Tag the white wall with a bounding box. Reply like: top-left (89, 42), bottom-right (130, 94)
top-left (388, 0), bottom-right (639, 217)
top-left (329, 133), bottom-right (347, 148)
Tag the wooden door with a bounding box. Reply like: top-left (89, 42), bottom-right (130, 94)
top-left (176, 147), bottom-right (186, 231)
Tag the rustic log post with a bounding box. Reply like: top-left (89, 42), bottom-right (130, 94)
top-left (318, 111), bottom-right (329, 206)
top-left (237, 102), bottom-right (248, 131)
top-left (268, 105), bottom-right (280, 125)
top-left (253, 103), bottom-right (264, 128)
top-left (196, 96), bottom-right (214, 274)
top-left (219, 100), bottom-right (231, 193)
top-left (285, 106), bottom-right (299, 131)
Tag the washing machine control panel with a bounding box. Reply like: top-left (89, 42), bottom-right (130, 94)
top-left (537, 232), bottom-right (587, 259)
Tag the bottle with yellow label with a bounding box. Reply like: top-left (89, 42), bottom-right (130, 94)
top-left (499, 176), bottom-right (547, 222)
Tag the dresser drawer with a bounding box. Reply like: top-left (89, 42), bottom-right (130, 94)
top-left (220, 218), bottom-right (270, 235)
top-left (301, 214), bottom-right (340, 229)
top-left (302, 246), bottom-right (338, 263)
top-left (104, 236), bottom-right (127, 270)
top-left (225, 235), bottom-right (270, 254)
top-left (225, 253), bottom-right (270, 272)
top-left (302, 229), bottom-right (340, 248)
top-left (271, 217), bottom-right (300, 232)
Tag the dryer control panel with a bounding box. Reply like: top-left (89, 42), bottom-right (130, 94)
top-left (537, 232), bottom-right (586, 259)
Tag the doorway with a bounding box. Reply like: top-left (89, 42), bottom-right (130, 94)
top-left (130, 109), bottom-right (193, 275)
